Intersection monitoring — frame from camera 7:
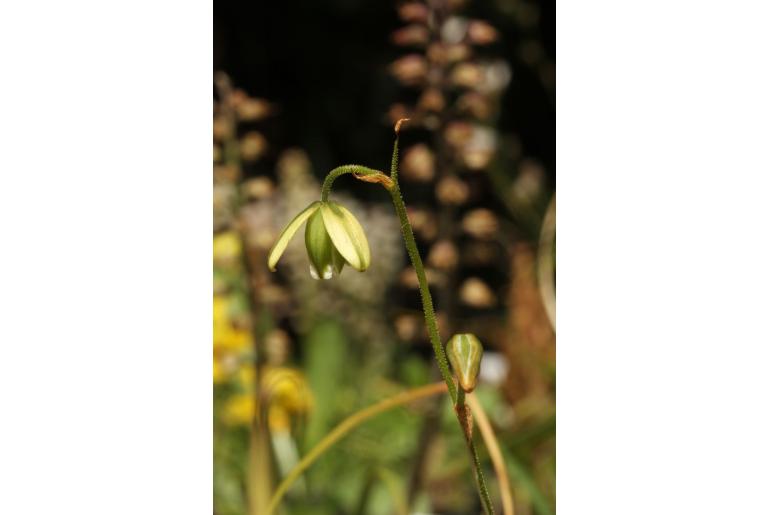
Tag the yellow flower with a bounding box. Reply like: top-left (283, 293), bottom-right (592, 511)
top-left (213, 355), bottom-right (227, 384)
top-left (213, 295), bottom-right (229, 328)
top-left (213, 295), bottom-right (252, 353)
top-left (267, 405), bottom-right (291, 432)
top-left (213, 231), bottom-right (242, 266)
top-left (261, 366), bottom-right (313, 431)
top-left (220, 366), bottom-right (313, 429)
top-left (238, 365), bottom-right (256, 390)
top-left (215, 327), bottom-right (251, 353)
top-left (213, 348), bottom-right (242, 384)
top-left (222, 394), bottom-right (255, 425)
top-left (213, 295), bottom-right (253, 387)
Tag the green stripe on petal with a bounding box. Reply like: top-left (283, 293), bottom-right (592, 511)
top-left (320, 202), bottom-right (371, 271)
top-left (446, 334), bottom-right (484, 393)
top-left (267, 202), bottom-right (320, 271)
top-left (305, 209), bottom-right (335, 280)
top-left (331, 246), bottom-right (346, 275)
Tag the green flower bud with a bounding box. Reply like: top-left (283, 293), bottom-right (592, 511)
top-left (267, 200), bottom-right (371, 280)
top-left (446, 333), bottom-right (484, 393)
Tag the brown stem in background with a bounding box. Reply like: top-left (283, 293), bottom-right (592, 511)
top-left (215, 72), bottom-right (272, 515)
top-left (536, 194), bottom-right (556, 331)
top-left (405, 385), bottom-right (443, 505)
top-left (214, 72), bottom-right (262, 345)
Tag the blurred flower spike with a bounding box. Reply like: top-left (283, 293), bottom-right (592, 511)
top-left (268, 201), bottom-right (371, 280)
top-left (446, 333), bottom-right (484, 393)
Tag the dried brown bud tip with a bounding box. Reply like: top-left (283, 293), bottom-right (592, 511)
top-left (354, 173), bottom-right (394, 190)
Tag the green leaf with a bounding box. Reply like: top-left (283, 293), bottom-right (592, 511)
top-left (503, 449), bottom-right (555, 515)
top-left (303, 319), bottom-right (349, 452)
top-left (267, 202), bottom-right (320, 271)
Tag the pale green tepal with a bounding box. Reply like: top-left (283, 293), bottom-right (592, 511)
top-left (446, 333), bottom-right (484, 393)
top-left (267, 201), bottom-right (371, 280)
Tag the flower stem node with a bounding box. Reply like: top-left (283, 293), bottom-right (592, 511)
top-left (267, 201), bottom-right (371, 280)
top-left (446, 333), bottom-right (484, 393)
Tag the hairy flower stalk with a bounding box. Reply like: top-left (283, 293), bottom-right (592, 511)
top-left (266, 120), bottom-right (496, 514)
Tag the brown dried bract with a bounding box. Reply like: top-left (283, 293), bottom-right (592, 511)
top-left (354, 172), bottom-right (394, 190)
top-left (455, 403), bottom-right (474, 440)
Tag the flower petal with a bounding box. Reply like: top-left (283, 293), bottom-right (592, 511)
top-left (267, 202), bottom-right (320, 271)
top-left (305, 209), bottom-right (335, 280)
top-left (320, 202), bottom-right (371, 271)
top-left (331, 246), bottom-right (346, 275)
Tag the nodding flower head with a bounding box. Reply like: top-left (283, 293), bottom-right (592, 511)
top-left (268, 201), bottom-right (371, 280)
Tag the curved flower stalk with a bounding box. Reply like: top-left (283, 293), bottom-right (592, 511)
top-left (268, 200), bottom-right (371, 280)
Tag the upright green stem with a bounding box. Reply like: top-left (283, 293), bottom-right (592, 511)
top-left (467, 393), bottom-right (515, 515)
top-left (452, 381), bottom-right (495, 515)
top-left (388, 131), bottom-right (494, 514)
top-left (465, 427), bottom-right (496, 515)
top-left (387, 178), bottom-right (458, 402)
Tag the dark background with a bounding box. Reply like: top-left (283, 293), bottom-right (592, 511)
top-left (214, 0), bottom-right (554, 184)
